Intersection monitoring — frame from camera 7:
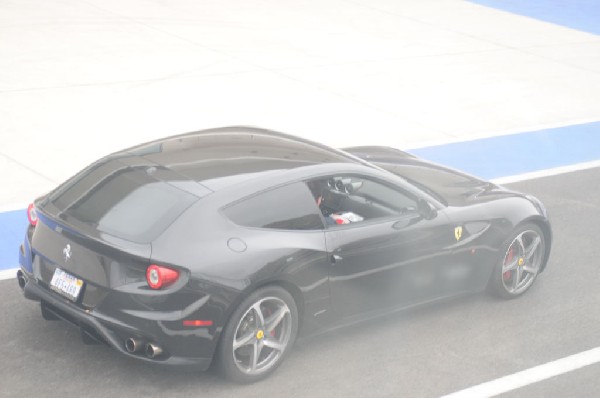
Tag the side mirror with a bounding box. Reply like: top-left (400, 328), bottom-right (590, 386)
top-left (417, 198), bottom-right (437, 220)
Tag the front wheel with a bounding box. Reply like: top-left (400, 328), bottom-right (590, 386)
top-left (217, 285), bottom-right (298, 383)
top-left (490, 223), bottom-right (546, 299)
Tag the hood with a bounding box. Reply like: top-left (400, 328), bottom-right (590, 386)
top-left (343, 146), bottom-right (522, 207)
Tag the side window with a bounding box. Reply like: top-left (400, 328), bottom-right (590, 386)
top-left (307, 175), bottom-right (417, 226)
top-left (223, 182), bottom-right (324, 230)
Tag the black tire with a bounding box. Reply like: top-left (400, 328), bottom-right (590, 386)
top-left (490, 223), bottom-right (546, 299)
top-left (217, 285), bottom-right (299, 383)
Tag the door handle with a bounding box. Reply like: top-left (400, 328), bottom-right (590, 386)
top-left (331, 254), bottom-right (343, 263)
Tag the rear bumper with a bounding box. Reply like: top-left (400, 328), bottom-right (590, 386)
top-left (18, 269), bottom-right (213, 371)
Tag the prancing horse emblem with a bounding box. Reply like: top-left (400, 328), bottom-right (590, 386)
top-left (454, 226), bottom-right (463, 241)
top-left (63, 244), bottom-right (72, 262)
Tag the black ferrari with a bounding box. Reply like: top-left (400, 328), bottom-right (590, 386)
top-left (17, 126), bottom-right (551, 382)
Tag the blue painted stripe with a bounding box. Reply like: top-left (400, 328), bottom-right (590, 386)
top-left (1, 121), bottom-right (600, 271)
top-left (409, 121), bottom-right (600, 180)
top-left (469, 0), bottom-right (600, 36)
top-left (0, 209), bottom-right (27, 271)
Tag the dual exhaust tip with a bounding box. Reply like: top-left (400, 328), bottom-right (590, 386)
top-left (17, 270), bottom-right (26, 290)
top-left (125, 338), bottom-right (162, 359)
top-left (17, 270), bottom-right (163, 359)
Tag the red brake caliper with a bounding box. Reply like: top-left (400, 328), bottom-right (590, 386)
top-left (265, 307), bottom-right (276, 337)
top-left (503, 246), bottom-right (514, 281)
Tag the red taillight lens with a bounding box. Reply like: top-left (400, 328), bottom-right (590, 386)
top-left (27, 203), bottom-right (38, 226)
top-left (146, 264), bottom-right (179, 289)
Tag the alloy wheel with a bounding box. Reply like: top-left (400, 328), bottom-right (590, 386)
top-left (232, 296), bottom-right (293, 375)
top-left (501, 229), bottom-right (544, 295)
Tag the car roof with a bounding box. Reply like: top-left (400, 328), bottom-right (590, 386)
top-left (119, 126), bottom-right (363, 192)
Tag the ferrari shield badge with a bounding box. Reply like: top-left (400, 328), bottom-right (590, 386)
top-left (454, 226), bottom-right (463, 241)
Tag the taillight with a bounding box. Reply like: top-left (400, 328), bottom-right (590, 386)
top-left (27, 203), bottom-right (38, 226)
top-left (146, 264), bottom-right (179, 289)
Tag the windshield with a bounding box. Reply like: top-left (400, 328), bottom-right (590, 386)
top-left (378, 163), bottom-right (492, 206)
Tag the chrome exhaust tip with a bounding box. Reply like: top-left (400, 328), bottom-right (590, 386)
top-left (145, 343), bottom-right (162, 358)
top-left (17, 270), bottom-right (26, 290)
top-left (125, 338), bottom-right (143, 353)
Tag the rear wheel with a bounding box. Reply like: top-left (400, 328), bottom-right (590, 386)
top-left (490, 223), bottom-right (546, 299)
top-left (217, 285), bottom-right (298, 383)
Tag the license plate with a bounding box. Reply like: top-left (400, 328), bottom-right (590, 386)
top-left (50, 268), bottom-right (84, 301)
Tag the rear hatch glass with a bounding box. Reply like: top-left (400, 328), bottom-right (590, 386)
top-left (45, 156), bottom-right (205, 243)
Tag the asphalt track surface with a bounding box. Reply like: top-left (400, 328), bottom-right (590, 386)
top-left (1, 168), bottom-right (599, 398)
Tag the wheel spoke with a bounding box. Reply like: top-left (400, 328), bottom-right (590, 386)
top-left (251, 302), bottom-right (266, 329)
top-left (233, 331), bottom-right (255, 350)
top-left (263, 338), bottom-right (285, 352)
top-left (525, 236), bottom-right (541, 261)
top-left (265, 306), bottom-right (289, 333)
top-left (248, 341), bottom-right (259, 372)
top-left (522, 265), bottom-right (537, 275)
top-left (512, 266), bottom-right (522, 290)
top-left (515, 234), bottom-right (526, 254)
top-left (503, 257), bottom-right (519, 272)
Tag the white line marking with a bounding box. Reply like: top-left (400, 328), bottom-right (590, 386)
top-left (0, 268), bottom-right (19, 281)
top-left (490, 160), bottom-right (600, 184)
top-left (440, 346), bottom-right (600, 398)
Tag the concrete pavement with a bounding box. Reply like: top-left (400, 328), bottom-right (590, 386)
top-left (2, 0), bottom-right (600, 207)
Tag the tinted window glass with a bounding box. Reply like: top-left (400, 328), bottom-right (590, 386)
top-left (224, 183), bottom-right (323, 230)
top-left (359, 178), bottom-right (416, 211)
top-left (50, 162), bottom-right (198, 242)
top-left (307, 175), bottom-right (417, 226)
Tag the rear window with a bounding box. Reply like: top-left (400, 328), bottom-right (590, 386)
top-left (49, 162), bottom-right (199, 242)
top-left (223, 182), bottom-right (324, 230)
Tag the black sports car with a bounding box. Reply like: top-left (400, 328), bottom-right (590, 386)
top-left (17, 126), bottom-right (551, 382)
